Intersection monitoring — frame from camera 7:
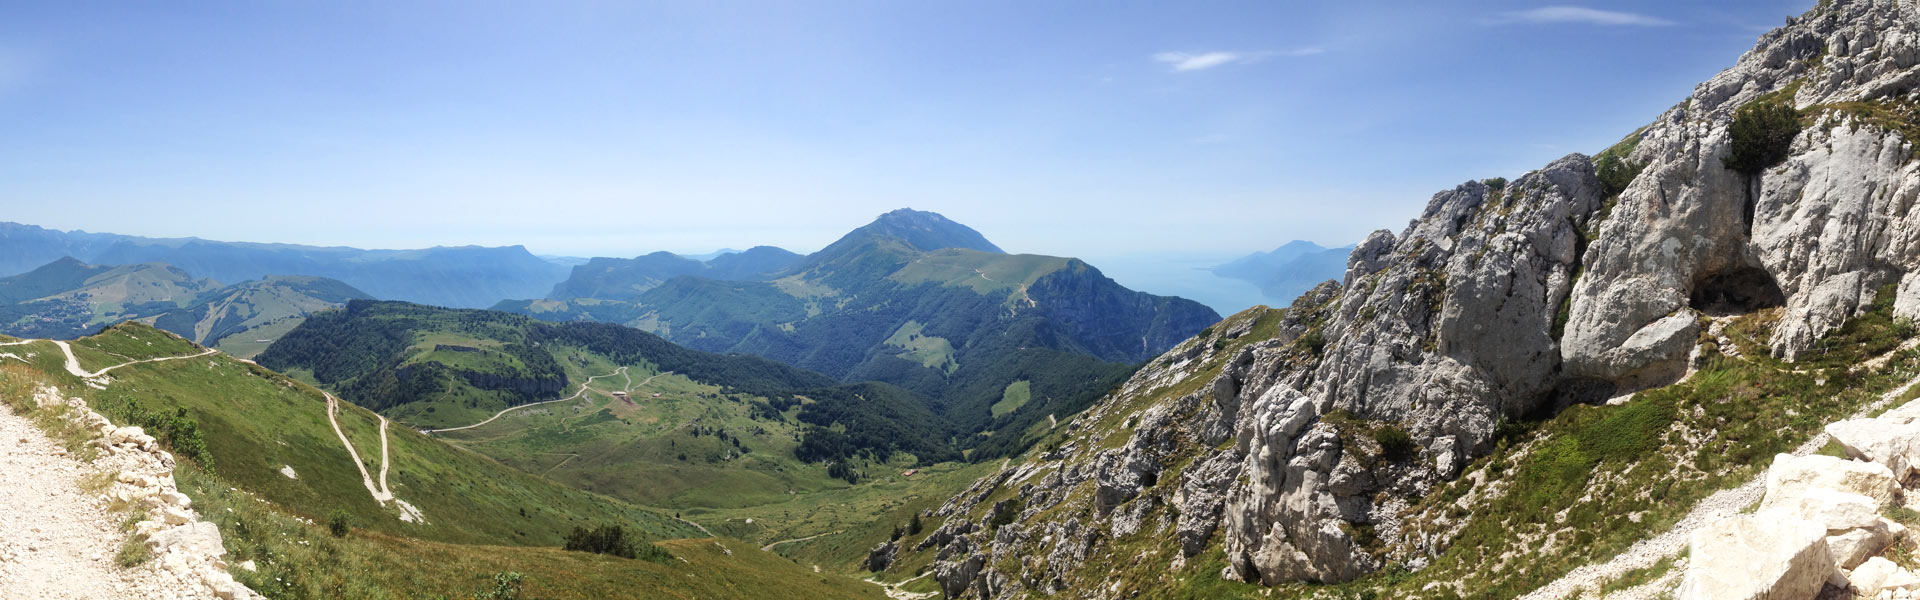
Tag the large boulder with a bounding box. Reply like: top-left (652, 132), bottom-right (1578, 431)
top-left (145, 521), bottom-right (225, 559)
top-left (1825, 419), bottom-right (1920, 477)
top-left (1676, 515), bottom-right (1831, 600)
top-left (1761, 453), bottom-right (1897, 509)
top-left (1852, 556), bottom-right (1920, 597)
top-left (1761, 489), bottom-right (1883, 532)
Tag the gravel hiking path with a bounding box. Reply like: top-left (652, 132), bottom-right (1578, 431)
top-left (0, 402), bottom-right (201, 599)
top-left (1521, 371), bottom-right (1920, 600)
top-left (426, 367), bottom-right (666, 434)
top-left (866, 573), bottom-right (938, 600)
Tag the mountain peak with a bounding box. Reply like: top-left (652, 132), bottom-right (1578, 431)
top-left (852, 208), bottom-right (1004, 254)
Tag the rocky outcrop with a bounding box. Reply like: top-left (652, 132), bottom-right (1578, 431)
top-left (866, 541), bottom-right (898, 572)
top-left (1567, 0), bottom-right (1920, 370)
top-left (920, 0), bottom-right (1920, 596)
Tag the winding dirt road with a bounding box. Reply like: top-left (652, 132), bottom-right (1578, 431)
top-left (427, 367), bottom-right (669, 434)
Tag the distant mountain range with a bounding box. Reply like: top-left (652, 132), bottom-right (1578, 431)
top-left (0, 256), bottom-right (368, 355)
top-left (548, 246), bottom-right (804, 301)
top-left (496, 208), bottom-right (1220, 457)
top-left (1210, 240), bottom-right (1354, 305)
top-left (0, 222), bottom-right (567, 308)
top-left (0, 211), bottom-right (1223, 458)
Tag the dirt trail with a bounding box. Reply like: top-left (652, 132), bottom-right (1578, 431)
top-left (676, 516), bottom-right (714, 538)
top-left (0, 338), bottom-right (217, 384)
top-left (324, 391), bottom-right (423, 523)
top-left (865, 573), bottom-right (938, 600)
top-left (761, 530), bottom-right (841, 552)
top-left (428, 367), bottom-right (656, 434)
top-left (1521, 370), bottom-right (1920, 600)
top-left (325, 392), bottom-right (388, 503)
top-left (0, 400), bottom-right (202, 598)
top-left (48, 339), bottom-right (216, 380)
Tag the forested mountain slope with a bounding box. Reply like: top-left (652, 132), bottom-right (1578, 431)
top-left (497, 208), bottom-right (1217, 458)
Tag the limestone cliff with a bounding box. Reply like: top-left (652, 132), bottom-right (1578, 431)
top-left (901, 1), bottom-right (1920, 597)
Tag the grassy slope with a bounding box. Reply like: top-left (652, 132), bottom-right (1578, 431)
top-left (887, 249), bottom-right (1070, 296)
top-left (177, 463), bottom-right (885, 600)
top-left (3, 323), bottom-right (897, 598)
top-left (44, 324), bottom-right (696, 547)
top-left (989, 380), bottom-right (1030, 418)
top-left (435, 347), bottom-right (997, 568)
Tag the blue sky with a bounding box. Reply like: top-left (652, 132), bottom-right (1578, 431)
top-left (0, 1), bottom-right (1808, 260)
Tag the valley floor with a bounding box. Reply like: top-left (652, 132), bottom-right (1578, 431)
top-left (0, 402), bottom-right (198, 599)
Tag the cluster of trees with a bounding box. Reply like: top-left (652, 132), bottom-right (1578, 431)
top-left (562, 525), bottom-right (673, 563)
top-left (791, 382), bottom-right (960, 465)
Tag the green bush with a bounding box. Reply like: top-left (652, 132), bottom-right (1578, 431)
top-left (1595, 152), bottom-right (1646, 198)
top-left (988, 497), bottom-right (1025, 531)
top-left (1724, 101), bottom-right (1803, 175)
top-left (478, 572), bottom-right (525, 600)
top-left (327, 510), bottom-right (351, 538)
top-left (1374, 426), bottom-right (1417, 461)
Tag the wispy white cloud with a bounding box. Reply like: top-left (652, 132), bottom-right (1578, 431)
top-left (1485, 6), bottom-right (1676, 27)
top-left (1154, 51), bottom-right (1243, 72)
top-left (1152, 47), bottom-right (1323, 72)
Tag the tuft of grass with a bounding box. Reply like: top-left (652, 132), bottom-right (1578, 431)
top-left (78, 469), bottom-right (118, 496)
top-left (116, 534), bottom-right (152, 567)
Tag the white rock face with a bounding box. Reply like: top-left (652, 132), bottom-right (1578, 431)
top-left (1827, 419), bottom-right (1920, 477)
top-left (1676, 515), bottom-right (1832, 600)
top-left (1762, 453), bottom-right (1897, 509)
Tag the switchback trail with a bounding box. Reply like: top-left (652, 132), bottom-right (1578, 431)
top-left (324, 391), bottom-right (424, 523)
top-left (1521, 370), bottom-right (1920, 600)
